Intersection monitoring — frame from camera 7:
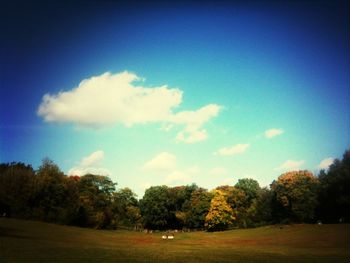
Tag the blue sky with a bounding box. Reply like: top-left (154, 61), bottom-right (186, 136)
top-left (1, 0), bottom-right (349, 197)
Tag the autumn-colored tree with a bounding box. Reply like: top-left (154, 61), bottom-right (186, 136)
top-left (216, 185), bottom-right (248, 227)
top-left (205, 190), bottom-right (235, 231)
top-left (271, 170), bottom-right (319, 223)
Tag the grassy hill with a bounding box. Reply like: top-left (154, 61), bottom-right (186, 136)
top-left (1, 218), bottom-right (350, 263)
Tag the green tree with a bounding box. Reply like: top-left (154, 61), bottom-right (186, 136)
top-left (271, 170), bottom-right (319, 223)
top-left (186, 188), bottom-right (213, 229)
top-left (78, 174), bottom-right (117, 228)
top-left (140, 186), bottom-right (171, 230)
top-left (0, 162), bottom-right (36, 218)
top-left (254, 187), bottom-right (273, 225)
top-left (205, 190), bottom-right (235, 231)
top-left (112, 187), bottom-right (140, 227)
top-left (234, 179), bottom-right (262, 227)
top-left (167, 184), bottom-right (198, 228)
top-left (33, 158), bottom-right (69, 222)
top-left (235, 178), bottom-right (260, 206)
top-left (318, 150), bottom-right (350, 223)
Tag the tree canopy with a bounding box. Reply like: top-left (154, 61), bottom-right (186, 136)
top-left (1, 149), bottom-right (349, 230)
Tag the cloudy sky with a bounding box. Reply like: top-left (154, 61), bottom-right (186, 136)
top-left (1, 0), bottom-right (349, 197)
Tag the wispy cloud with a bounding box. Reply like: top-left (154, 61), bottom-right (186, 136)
top-left (265, 128), bottom-right (284, 138)
top-left (214, 143), bottom-right (250, 156)
top-left (68, 150), bottom-right (110, 176)
top-left (274, 160), bottom-right (305, 172)
top-left (37, 71), bottom-right (221, 143)
top-left (142, 152), bottom-right (177, 173)
top-left (318, 157), bottom-right (334, 170)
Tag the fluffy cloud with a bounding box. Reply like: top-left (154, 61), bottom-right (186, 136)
top-left (142, 152), bottom-right (198, 185)
top-left (37, 71), bottom-right (221, 143)
top-left (265, 128), bottom-right (284, 138)
top-left (68, 150), bottom-right (110, 176)
top-left (318, 157), bottom-right (334, 170)
top-left (215, 143), bottom-right (250, 156)
top-left (274, 160), bottom-right (305, 172)
top-left (142, 152), bottom-right (177, 173)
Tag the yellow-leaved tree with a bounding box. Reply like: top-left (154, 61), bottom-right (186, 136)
top-left (205, 190), bottom-right (236, 231)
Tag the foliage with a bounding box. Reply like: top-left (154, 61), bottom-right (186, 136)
top-left (317, 150), bottom-right (350, 223)
top-left (205, 190), bottom-right (235, 231)
top-left (186, 188), bottom-right (213, 229)
top-left (235, 178), bottom-right (260, 205)
top-left (112, 187), bottom-right (141, 227)
top-left (271, 170), bottom-right (319, 223)
top-left (1, 149), bottom-right (349, 231)
top-left (140, 185), bottom-right (171, 230)
top-left (0, 162), bottom-right (36, 218)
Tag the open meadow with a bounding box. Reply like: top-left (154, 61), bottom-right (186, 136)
top-left (1, 218), bottom-right (350, 263)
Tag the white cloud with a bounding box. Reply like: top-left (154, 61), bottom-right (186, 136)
top-left (165, 166), bottom-right (199, 185)
top-left (176, 129), bottom-right (208, 144)
top-left (265, 128), bottom-right (284, 138)
top-left (68, 150), bottom-right (110, 176)
top-left (215, 143), bottom-right (250, 156)
top-left (142, 152), bottom-right (198, 186)
top-left (209, 167), bottom-right (228, 176)
top-left (274, 160), bottom-right (305, 172)
top-left (318, 157), bottom-right (334, 170)
top-left (142, 152), bottom-right (177, 173)
top-left (37, 71), bottom-right (221, 143)
top-left (81, 150), bottom-right (104, 167)
top-left (68, 166), bottom-right (111, 176)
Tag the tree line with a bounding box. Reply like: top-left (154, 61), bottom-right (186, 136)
top-left (0, 150), bottom-right (349, 231)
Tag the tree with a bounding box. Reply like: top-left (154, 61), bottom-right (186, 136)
top-left (234, 179), bottom-right (262, 227)
top-left (254, 187), bottom-right (273, 225)
top-left (0, 162), bottom-right (36, 217)
top-left (33, 158), bottom-right (69, 222)
top-left (186, 188), bottom-right (213, 229)
top-left (167, 184), bottom-right (198, 228)
top-left (271, 170), bottom-right (319, 223)
top-left (235, 178), bottom-right (260, 206)
top-left (205, 190), bottom-right (235, 231)
top-left (77, 174), bottom-right (117, 228)
top-left (317, 150), bottom-right (350, 223)
top-left (140, 186), bottom-right (171, 230)
top-left (216, 185), bottom-right (247, 227)
top-left (112, 187), bottom-right (140, 227)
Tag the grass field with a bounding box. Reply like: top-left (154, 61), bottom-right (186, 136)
top-left (1, 218), bottom-right (350, 263)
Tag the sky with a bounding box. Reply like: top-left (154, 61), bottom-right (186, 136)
top-left (1, 0), bottom-right (350, 197)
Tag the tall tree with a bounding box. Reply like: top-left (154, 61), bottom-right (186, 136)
top-left (271, 170), bottom-right (319, 223)
top-left (318, 150), bottom-right (350, 223)
top-left (77, 174), bottom-right (117, 228)
top-left (186, 188), bottom-right (213, 229)
top-left (112, 187), bottom-right (140, 227)
top-left (205, 190), bottom-right (235, 231)
top-left (33, 158), bottom-right (69, 222)
top-left (0, 162), bottom-right (35, 217)
top-left (235, 178), bottom-right (260, 206)
top-left (140, 186), bottom-right (171, 230)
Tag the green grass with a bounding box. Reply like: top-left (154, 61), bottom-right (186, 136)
top-left (1, 218), bottom-right (350, 263)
